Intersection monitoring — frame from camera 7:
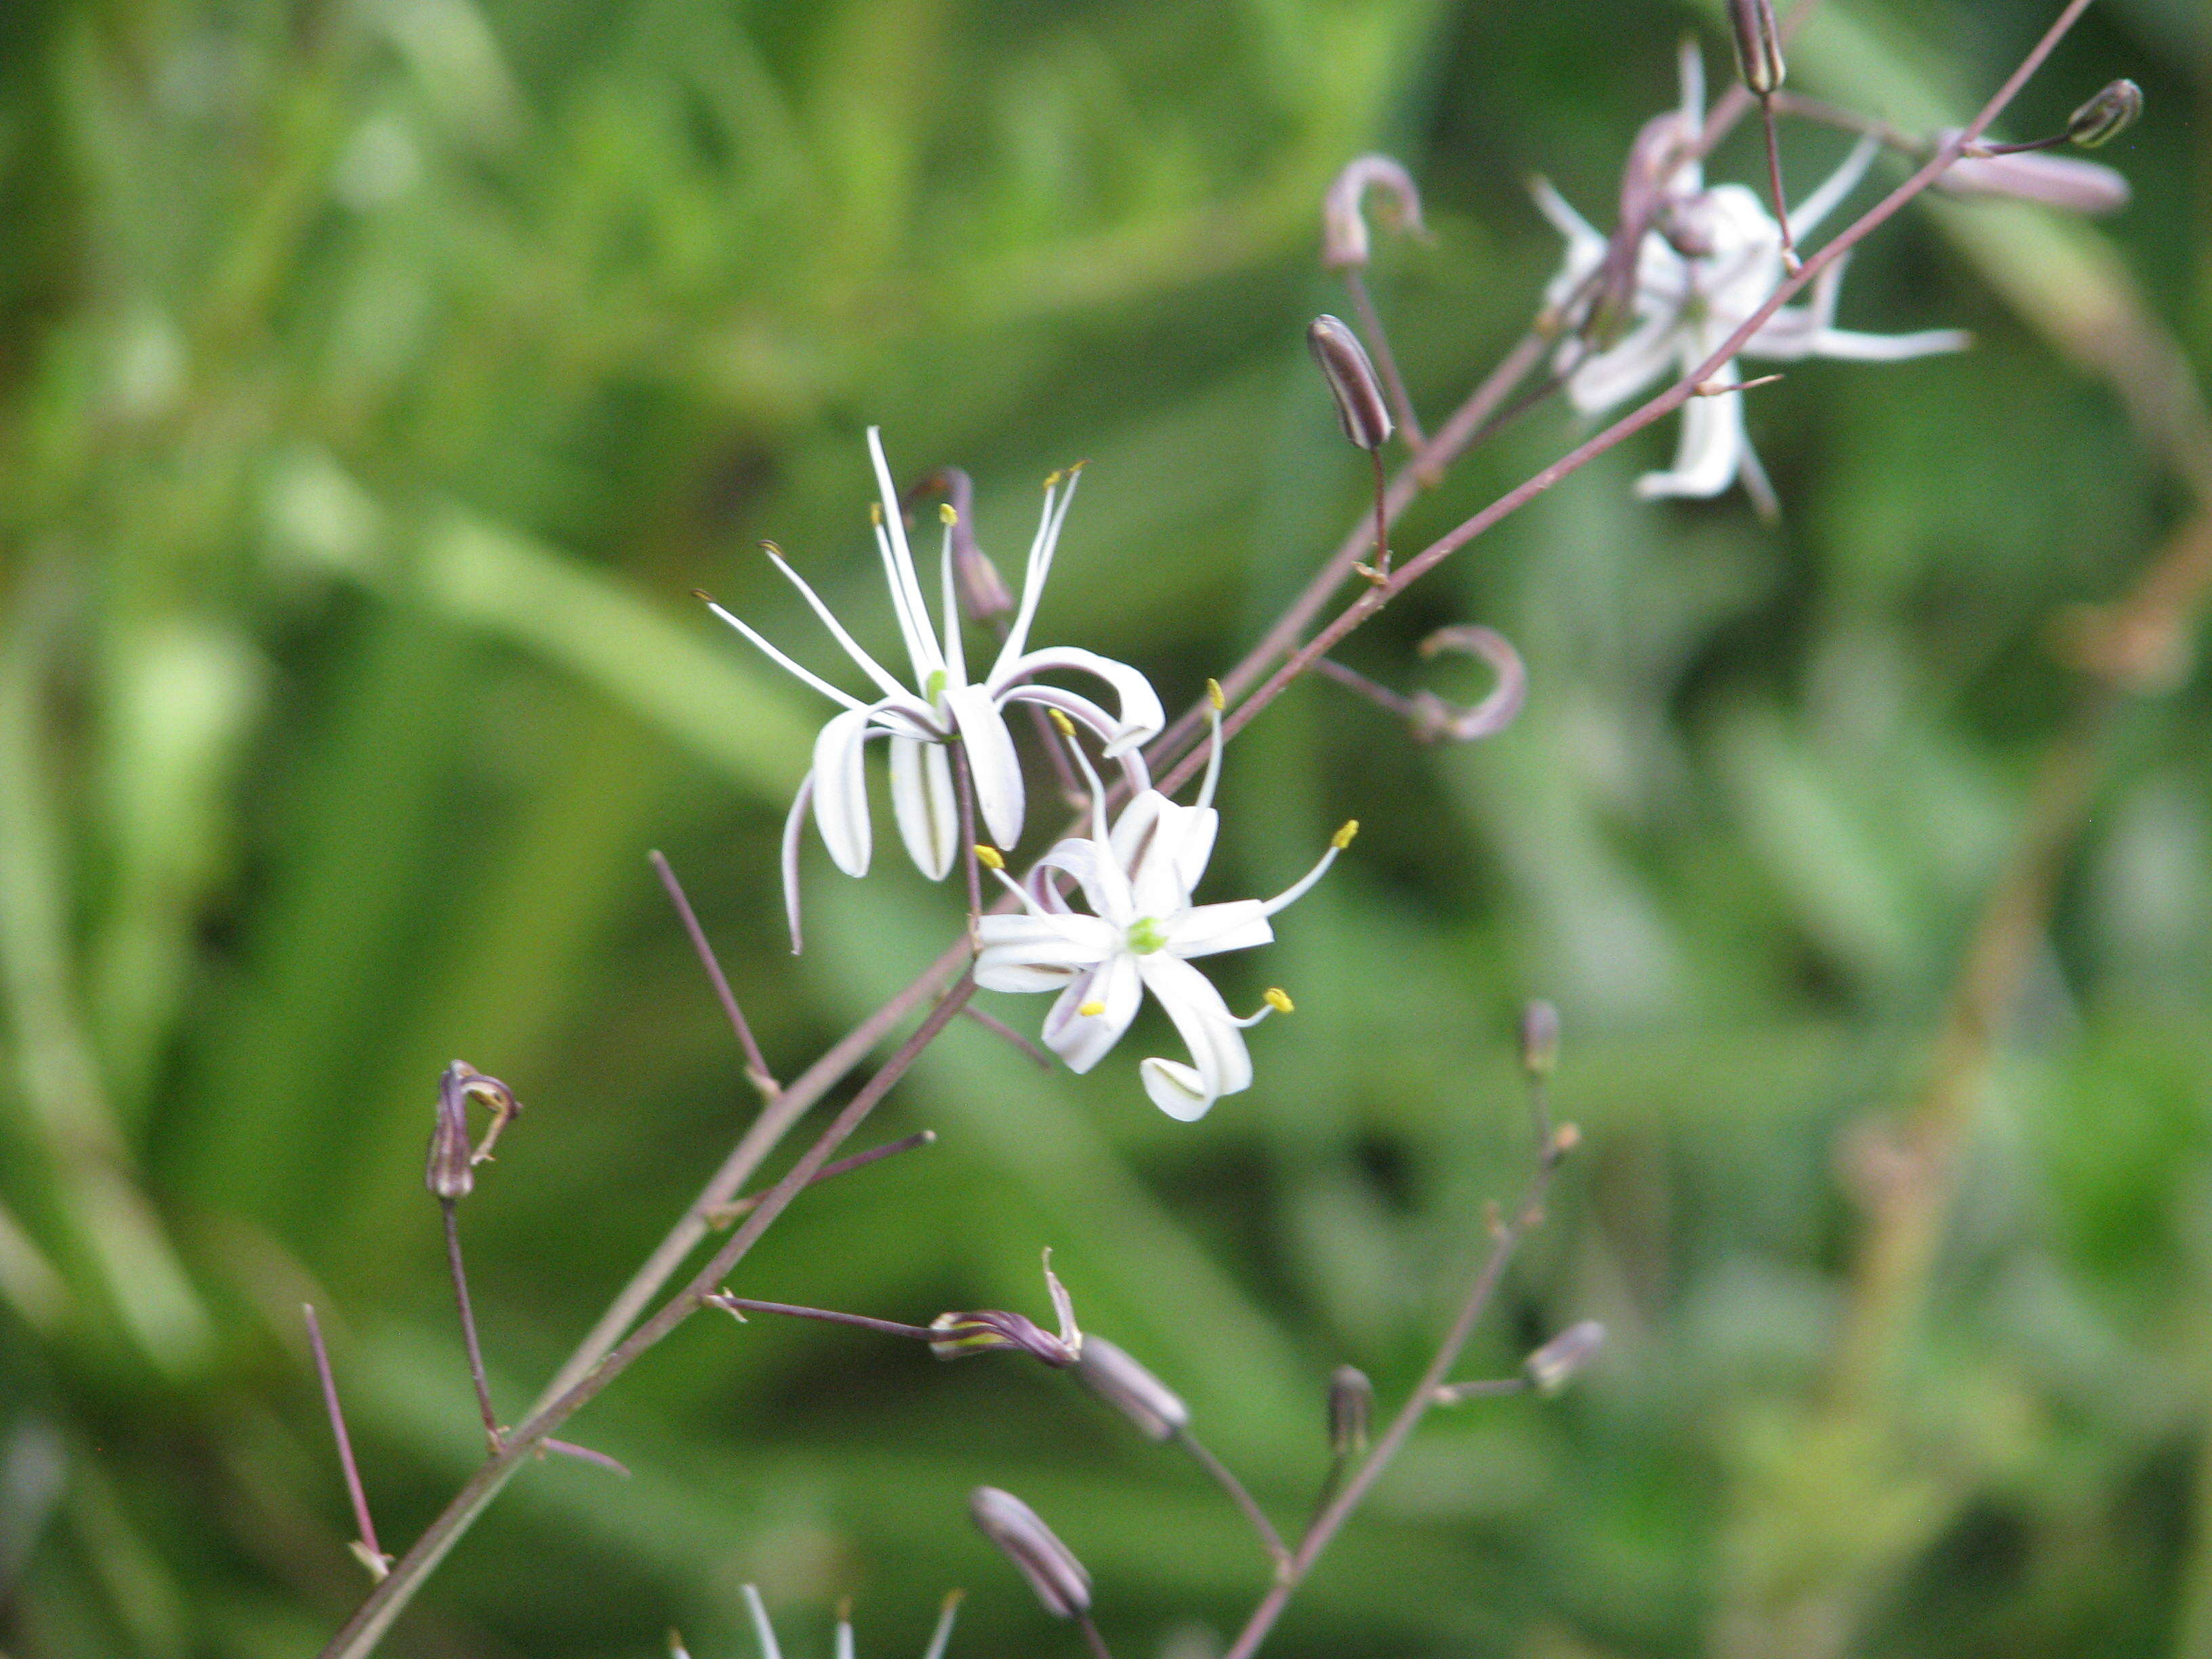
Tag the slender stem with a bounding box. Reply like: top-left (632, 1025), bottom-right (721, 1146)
top-left (712, 1296), bottom-right (943, 1343)
top-left (705, 1129), bottom-right (939, 1224)
top-left (652, 850), bottom-right (779, 1099)
top-left (1076, 1612), bottom-right (1117, 1659)
top-left (533, 933), bottom-right (968, 1412)
top-left (442, 1201), bottom-right (501, 1453)
top-left (1343, 270), bottom-right (1425, 450)
top-left (304, 1304), bottom-right (386, 1574)
top-left (960, 1004), bottom-right (1054, 1070)
top-left (322, 979), bottom-right (976, 1659)
top-left (1174, 1427), bottom-right (1290, 1571)
top-left (540, 1439), bottom-right (631, 1477)
top-left (1769, 91), bottom-right (1923, 155)
top-left (1761, 94), bottom-right (1798, 270)
top-left (1221, 1155), bottom-right (1559, 1659)
top-left (1311, 657), bottom-right (1418, 719)
top-left (1367, 449), bottom-right (1390, 579)
top-left (954, 743), bottom-right (985, 928)
top-left (1431, 1377), bottom-right (1528, 1404)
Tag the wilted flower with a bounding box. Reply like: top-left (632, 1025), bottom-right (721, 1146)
top-left (930, 1250), bottom-right (1083, 1366)
top-left (1536, 49), bottom-right (1969, 507)
top-left (2066, 78), bottom-right (2142, 148)
top-left (974, 703), bottom-right (1350, 1120)
top-left (1307, 315), bottom-right (1394, 452)
top-left (1525, 1319), bottom-right (1606, 1393)
top-left (1936, 134), bottom-right (2130, 214)
top-left (423, 1061), bottom-right (520, 1202)
top-left (1321, 154), bottom-right (1425, 270)
top-left (1328, 1366), bottom-right (1373, 1456)
top-left (970, 1488), bottom-right (1092, 1618)
top-left (705, 429), bottom-right (1165, 949)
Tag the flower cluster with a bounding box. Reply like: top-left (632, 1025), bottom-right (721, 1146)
top-left (1536, 48), bottom-right (1969, 510)
top-left (712, 441), bottom-right (1346, 1118)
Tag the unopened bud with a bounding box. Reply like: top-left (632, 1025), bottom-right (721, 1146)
top-left (1726, 0), bottom-right (1785, 95)
top-left (970, 1488), bottom-right (1092, 1618)
top-left (1519, 1001), bottom-right (1560, 1077)
top-left (2067, 79), bottom-right (2142, 148)
top-left (1074, 1335), bottom-right (1190, 1441)
top-left (910, 466), bottom-right (1013, 623)
top-left (1321, 154), bottom-right (1425, 270)
top-left (1328, 1365), bottom-right (1373, 1456)
top-left (1524, 1320), bottom-right (1605, 1393)
top-left (424, 1061), bottom-right (520, 1200)
top-left (1935, 144), bottom-right (2129, 214)
top-left (1306, 316), bottom-right (1393, 452)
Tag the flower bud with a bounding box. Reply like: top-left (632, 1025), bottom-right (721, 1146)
top-left (1519, 1001), bottom-right (1559, 1078)
top-left (1306, 316), bottom-right (1393, 452)
top-left (1321, 154), bottom-right (1425, 271)
top-left (911, 466), bottom-right (1014, 623)
top-left (1934, 137), bottom-right (2130, 214)
top-left (1726, 0), bottom-right (1784, 96)
top-left (929, 1309), bottom-right (1078, 1366)
top-left (1328, 1365), bottom-right (1372, 1456)
top-left (1524, 1319), bottom-right (1605, 1393)
top-left (2066, 79), bottom-right (2142, 148)
top-left (1074, 1336), bottom-right (1189, 1441)
top-left (970, 1487), bottom-right (1092, 1618)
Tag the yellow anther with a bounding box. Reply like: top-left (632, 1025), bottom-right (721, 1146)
top-left (869, 501), bottom-right (884, 526)
top-left (1264, 987), bottom-right (1294, 1015)
top-left (1332, 819), bottom-right (1360, 850)
top-left (939, 503), bottom-right (958, 525)
top-left (974, 844), bottom-right (1006, 870)
top-left (1077, 1000), bottom-right (1106, 1017)
top-left (760, 539), bottom-right (785, 560)
top-left (1043, 470), bottom-right (1063, 490)
top-left (1206, 677), bottom-right (1225, 712)
top-left (1047, 708), bottom-right (1077, 739)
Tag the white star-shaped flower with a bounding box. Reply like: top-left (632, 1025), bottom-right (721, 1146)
top-left (708, 429), bottom-right (1164, 948)
top-left (1536, 50), bottom-right (1969, 509)
top-left (974, 703), bottom-right (1351, 1120)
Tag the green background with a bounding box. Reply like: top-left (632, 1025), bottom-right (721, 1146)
top-left (0, 0), bottom-right (2206, 1655)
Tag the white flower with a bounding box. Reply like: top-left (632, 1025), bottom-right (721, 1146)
top-left (708, 429), bottom-right (1164, 948)
top-left (1536, 51), bottom-right (1969, 508)
top-left (973, 708), bottom-right (1351, 1121)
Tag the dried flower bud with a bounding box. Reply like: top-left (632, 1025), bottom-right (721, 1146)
top-left (1074, 1336), bottom-right (1189, 1441)
top-left (2067, 79), bottom-right (2142, 148)
top-left (1321, 154), bottom-right (1426, 270)
top-left (1519, 1001), bottom-right (1560, 1078)
top-left (1524, 1320), bottom-right (1605, 1393)
top-left (970, 1487), bottom-right (1092, 1618)
top-left (1934, 143), bottom-right (2130, 214)
top-left (1410, 624), bottom-right (1528, 743)
top-left (909, 466), bottom-right (1013, 623)
top-left (1328, 1365), bottom-right (1373, 1456)
top-left (424, 1061), bottom-right (521, 1200)
top-left (1726, 0), bottom-right (1785, 96)
top-left (1306, 316), bottom-right (1393, 452)
top-left (929, 1309), bottom-right (1079, 1366)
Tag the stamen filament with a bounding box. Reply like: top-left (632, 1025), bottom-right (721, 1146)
top-left (760, 547), bottom-right (912, 704)
top-left (703, 600), bottom-right (868, 712)
top-left (1261, 842), bottom-right (1344, 916)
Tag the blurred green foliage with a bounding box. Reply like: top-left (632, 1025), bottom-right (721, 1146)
top-left (0, 0), bottom-right (2207, 1655)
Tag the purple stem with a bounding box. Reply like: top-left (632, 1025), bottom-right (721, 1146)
top-left (653, 850), bottom-right (778, 1099)
top-left (304, 1304), bottom-right (386, 1572)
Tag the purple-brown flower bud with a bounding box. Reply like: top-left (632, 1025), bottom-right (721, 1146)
top-left (928, 1309), bottom-right (1079, 1366)
top-left (424, 1061), bottom-right (521, 1201)
top-left (1321, 155), bottom-right (1425, 271)
top-left (1524, 1319), bottom-right (1605, 1393)
top-left (1726, 0), bottom-right (1785, 96)
top-left (1519, 1001), bottom-right (1560, 1078)
top-left (2067, 79), bottom-right (2142, 148)
top-left (1307, 316), bottom-right (1393, 452)
top-left (970, 1488), bottom-right (1091, 1618)
top-left (1073, 1336), bottom-right (1189, 1441)
top-left (909, 467), bottom-right (1013, 623)
top-left (1327, 1365), bottom-right (1372, 1456)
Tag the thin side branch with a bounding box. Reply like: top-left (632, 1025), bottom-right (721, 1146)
top-left (304, 1304), bottom-right (388, 1579)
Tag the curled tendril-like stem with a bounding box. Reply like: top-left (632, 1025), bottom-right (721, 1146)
top-left (1317, 623), bottom-right (1527, 745)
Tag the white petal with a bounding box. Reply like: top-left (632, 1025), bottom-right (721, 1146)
top-left (945, 681), bottom-right (1026, 849)
top-left (780, 769), bottom-right (814, 955)
top-left (1804, 326), bottom-right (1973, 363)
top-left (1565, 312), bottom-right (1681, 414)
top-left (1134, 954), bottom-right (1253, 1121)
top-left (1789, 135), bottom-right (1879, 237)
top-left (888, 735), bottom-right (958, 881)
top-left (1163, 900), bottom-right (1273, 960)
top-left (1042, 951), bottom-right (1142, 1073)
top-left (1635, 375), bottom-right (1744, 500)
top-left (865, 428), bottom-right (945, 684)
top-left (997, 684), bottom-right (1154, 797)
top-left (810, 705), bottom-right (877, 877)
top-left (975, 914), bottom-right (1116, 991)
top-left (997, 468), bottom-right (1081, 665)
top-left (1034, 836), bottom-right (1131, 924)
top-left (1110, 794), bottom-right (1214, 919)
top-left (991, 647), bottom-right (1165, 756)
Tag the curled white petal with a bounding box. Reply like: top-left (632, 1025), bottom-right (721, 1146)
top-left (781, 769), bottom-right (814, 955)
top-left (1042, 952), bottom-right (1143, 1073)
top-left (811, 705), bottom-right (878, 877)
top-left (1134, 954), bottom-right (1253, 1120)
top-left (1635, 369), bottom-right (1746, 500)
top-left (889, 734), bottom-right (958, 881)
top-left (975, 914), bottom-right (1117, 991)
top-left (994, 646), bottom-right (1166, 757)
